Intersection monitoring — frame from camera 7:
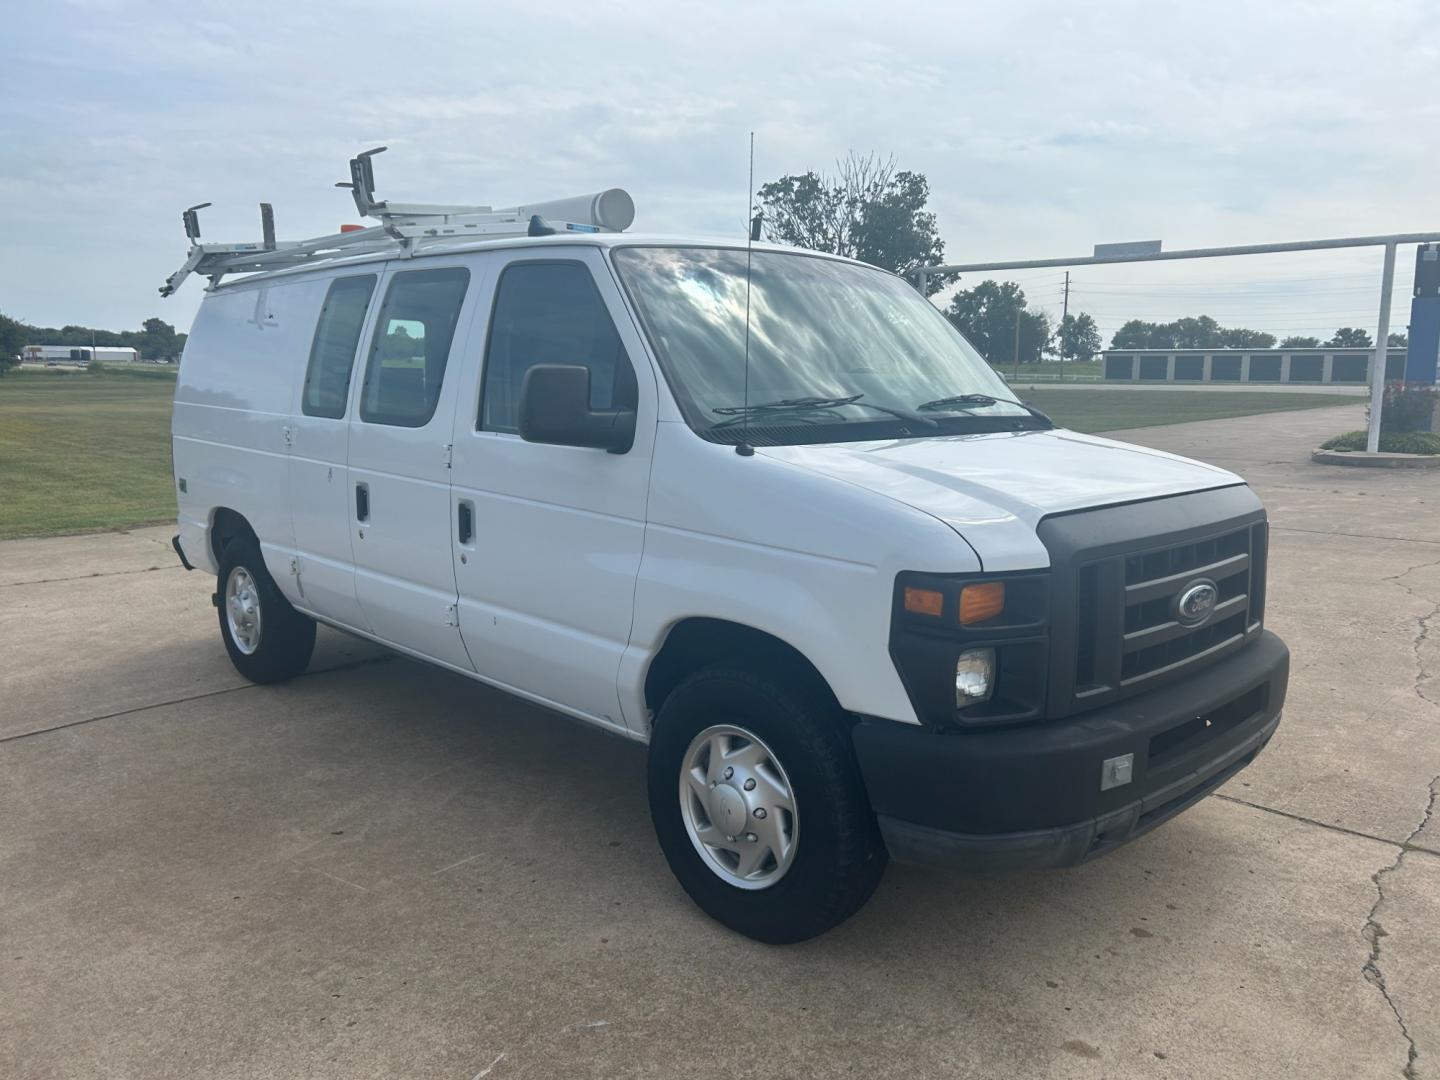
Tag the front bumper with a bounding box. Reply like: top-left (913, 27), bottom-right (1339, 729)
top-left (853, 630), bottom-right (1289, 871)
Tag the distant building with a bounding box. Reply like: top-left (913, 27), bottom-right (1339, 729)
top-left (1101, 347), bottom-right (1408, 386)
top-left (22, 345), bottom-right (139, 364)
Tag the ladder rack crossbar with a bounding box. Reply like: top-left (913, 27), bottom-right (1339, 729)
top-left (161, 214), bottom-right (600, 295)
top-left (160, 149), bottom-right (634, 296)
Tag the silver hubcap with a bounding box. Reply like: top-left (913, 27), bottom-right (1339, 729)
top-left (225, 566), bottom-right (263, 655)
top-left (680, 724), bottom-right (798, 890)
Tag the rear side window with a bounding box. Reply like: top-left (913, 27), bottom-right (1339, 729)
top-left (302, 275), bottom-right (376, 418)
top-left (360, 267), bottom-right (470, 427)
top-left (479, 261), bottom-right (636, 434)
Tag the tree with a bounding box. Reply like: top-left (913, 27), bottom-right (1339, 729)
top-left (1328, 327), bottom-right (1372, 348)
top-left (1170, 316), bottom-right (1222, 348)
top-left (945, 280), bottom-right (1050, 364)
top-left (138, 317), bottom-right (180, 359)
top-left (1220, 327), bottom-right (1277, 349)
top-left (1111, 319), bottom-right (1171, 350)
top-left (1388, 331), bottom-right (1408, 348)
top-left (1111, 316), bottom-right (1274, 350)
top-left (0, 312), bottom-right (26, 372)
top-left (1280, 335), bottom-right (1321, 348)
top-left (758, 153), bottom-right (953, 294)
top-left (1058, 312), bottom-right (1101, 361)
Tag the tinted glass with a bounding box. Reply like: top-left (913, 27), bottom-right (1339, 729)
top-left (359, 267), bottom-right (470, 427)
top-left (302, 275), bottom-right (376, 418)
top-left (611, 247), bottom-right (1027, 440)
top-left (480, 261), bottom-right (635, 434)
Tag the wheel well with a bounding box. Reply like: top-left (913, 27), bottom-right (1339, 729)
top-left (209, 507), bottom-right (257, 565)
top-left (644, 618), bottom-right (839, 719)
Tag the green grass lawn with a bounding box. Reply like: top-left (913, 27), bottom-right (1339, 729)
top-left (0, 369), bottom-right (179, 540)
top-left (0, 371), bottom-right (1358, 540)
top-left (988, 359), bottom-right (1102, 380)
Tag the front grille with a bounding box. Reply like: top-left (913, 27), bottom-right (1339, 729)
top-left (1072, 520), bottom-right (1268, 704)
top-left (1120, 527), bottom-right (1252, 684)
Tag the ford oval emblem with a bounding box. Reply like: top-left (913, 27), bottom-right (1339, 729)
top-left (1175, 578), bottom-right (1219, 626)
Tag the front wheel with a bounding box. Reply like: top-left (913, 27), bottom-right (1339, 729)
top-left (647, 663), bottom-right (887, 943)
top-left (216, 537), bottom-right (316, 684)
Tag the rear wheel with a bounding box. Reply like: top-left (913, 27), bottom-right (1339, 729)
top-left (216, 537), bottom-right (315, 684)
top-left (647, 663), bottom-right (887, 943)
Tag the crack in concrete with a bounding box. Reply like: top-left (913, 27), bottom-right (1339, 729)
top-left (1355, 554), bottom-right (1440, 1079)
top-left (1272, 525), bottom-right (1440, 548)
top-left (1383, 555), bottom-right (1440, 709)
top-left (1211, 793), bottom-right (1440, 856)
top-left (0, 563), bottom-right (183, 588)
top-left (0, 654), bottom-right (396, 745)
top-left (1363, 774), bottom-right (1439, 1080)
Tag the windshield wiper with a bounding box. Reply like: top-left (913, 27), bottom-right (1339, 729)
top-left (916, 393), bottom-right (1000, 411)
top-left (711, 394), bottom-right (936, 431)
top-left (915, 393), bottom-right (1054, 428)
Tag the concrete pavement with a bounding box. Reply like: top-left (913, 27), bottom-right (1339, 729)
top-left (1, 401), bottom-right (1436, 1079)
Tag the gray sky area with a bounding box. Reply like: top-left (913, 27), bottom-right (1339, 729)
top-left (4, 0), bottom-right (1437, 342)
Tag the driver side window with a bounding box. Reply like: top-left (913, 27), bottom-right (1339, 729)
top-left (478, 261), bottom-right (636, 434)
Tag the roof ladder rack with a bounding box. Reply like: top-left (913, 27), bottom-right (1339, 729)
top-left (160, 147), bottom-right (635, 296)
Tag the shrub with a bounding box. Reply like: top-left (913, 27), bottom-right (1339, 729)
top-left (1381, 383), bottom-right (1438, 433)
top-left (86, 358), bottom-right (106, 374)
top-left (1321, 430), bottom-right (1440, 455)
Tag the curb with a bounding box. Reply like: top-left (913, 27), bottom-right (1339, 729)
top-left (1310, 448), bottom-right (1440, 469)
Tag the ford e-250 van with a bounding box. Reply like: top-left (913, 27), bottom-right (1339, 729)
top-left (166, 166), bottom-right (1288, 942)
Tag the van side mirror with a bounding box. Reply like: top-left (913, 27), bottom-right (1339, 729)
top-left (518, 364), bottom-right (636, 454)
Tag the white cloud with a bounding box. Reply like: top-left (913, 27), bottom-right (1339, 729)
top-left (0, 0), bottom-right (1435, 337)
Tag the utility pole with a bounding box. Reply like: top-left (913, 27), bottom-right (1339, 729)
top-left (1013, 314), bottom-right (1022, 380)
top-left (1059, 271), bottom-right (1070, 382)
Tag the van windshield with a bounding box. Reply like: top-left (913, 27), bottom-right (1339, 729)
top-left (611, 246), bottom-right (1036, 444)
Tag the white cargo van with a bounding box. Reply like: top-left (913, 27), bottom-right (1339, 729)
top-left (166, 156), bottom-right (1288, 942)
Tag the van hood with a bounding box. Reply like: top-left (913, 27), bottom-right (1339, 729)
top-left (758, 428), bottom-right (1242, 572)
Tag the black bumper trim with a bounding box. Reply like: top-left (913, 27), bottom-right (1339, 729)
top-left (853, 630), bottom-right (1288, 870)
top-left (171, 534), bottom-right (195, 572)
top-left (877, 712), bottom-right (1278, 871)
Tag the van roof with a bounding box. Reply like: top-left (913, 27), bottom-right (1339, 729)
top-left (203, 233), bottom-right (866, 293)
top-left (163, 148), bottom-right (875, 298)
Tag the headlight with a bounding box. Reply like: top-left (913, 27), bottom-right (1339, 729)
top-left (891, 570), bottom-right (1050, 727)
top-left (955, 648), bottom-right (995, 707)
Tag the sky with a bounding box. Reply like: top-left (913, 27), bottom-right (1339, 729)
top-left (3, 0), bottom-right (1438, 345)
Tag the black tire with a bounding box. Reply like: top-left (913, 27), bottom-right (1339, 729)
top-left (647, 662), bottom-right (887, 943)
top-left (216, 536), bottom-right (316, 684)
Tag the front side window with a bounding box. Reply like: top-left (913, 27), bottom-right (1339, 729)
top-left (612, 246), bottom-right (1035, 445)
top-left (302, 275), bottom-right (376, 418)
top-left (479, 261), bottom-right (636, 434)
top-left (359, 267), bottom-right (470, 427)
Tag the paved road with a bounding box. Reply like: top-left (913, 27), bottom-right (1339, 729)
top-left (2, 402), bottom-right (1436, 1079)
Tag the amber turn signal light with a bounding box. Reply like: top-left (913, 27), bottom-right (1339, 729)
top-left (959, 581), bottom-right (1005, 625)
top-left (903, 587), bottom-right (944, 617)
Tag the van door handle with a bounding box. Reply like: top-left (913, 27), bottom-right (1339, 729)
top-left (355, 482), bottom-right (370, 523)
top-left (457, 500), bottom-right (474, 545)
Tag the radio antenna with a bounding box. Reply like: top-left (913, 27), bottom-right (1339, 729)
top-left (737, 131), bottom-right (757, 457)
